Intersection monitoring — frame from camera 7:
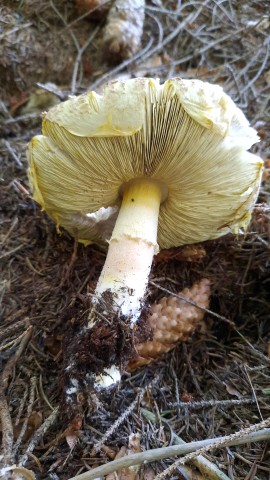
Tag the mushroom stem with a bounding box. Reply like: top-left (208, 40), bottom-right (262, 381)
top-left (94, 178), bottom-right (163, 325)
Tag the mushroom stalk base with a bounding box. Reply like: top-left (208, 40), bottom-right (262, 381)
top-left (93, 178), bottom-right (162, 326)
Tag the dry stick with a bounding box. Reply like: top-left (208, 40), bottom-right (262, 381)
top-left (211, 0), bottom-right (235, 23)
top-left (226, 47), bottom-right (262, 90)
top-left (0, 23), bottom-right (32, 41)
top-left (1, 216), bottom-right (18, 246)
top-left (0, 329), bottom-right (32, 353)
top-left (241, 39), bottom-right (270, 95)
top-left (151, 30), bottom-right (252, 86)
top-left (235, 329), bottom-right (270, 365)
top-left (3, 140), bottom-right (23, 168)
top-left (146, 10), bottom-right (163, 47)
top-left (94, 377), bottom-right (159, 452)
top-left (0, 397), bottom-right (14, 466)
top-left (15, 383), bottom-right (29, 427)
top-left (145, 1), bottom-right (209, 16)
top-left (139, 0), bottom-right (210, 64)
top-left (71, 25), bottom-right (100, 95)
top-left (68, 422), bottom-right (270, 480)
top-left (167, 397), bottom-right (257, 409)
top-left (39, 374), bottom-right (55, 411)
top-left (4, 112), bottom-right (40, 125)
top-left (19, 407), bottom-right (59, 467)
top-left (50, 0), bottom-right (105, 95)
top-left (0, 244), bottom-right (26, 260)
top-left (153, 418), bottom-right (270, 480)
top-left (0, 326), bottom-right (33, 465)
top-left (142, 408), bottom-right (230, 480)
top-left (172, 433), bottom-right (230, 480)
top-left (13, 376), bottom-right (38, 457)
top-left (49, 0), bottom-right (82, 92)
top-left (243, 366), bottom-right (263, 422)
top-left (171, 17), bottom-right (267, 69)
top-left (36, 82), bottom-right (66, 100)
top-left (0, 325), bottom-right (32, 388)
top-left (88, 0), bottom-right (208, 92)
top-left (0, 317), bottom-right (28, 343)
top-left (171, 368), bottom-right (180, 417)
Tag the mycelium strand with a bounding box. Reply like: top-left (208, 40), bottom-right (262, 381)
top-left (93, 178), bottom-right (165, 326)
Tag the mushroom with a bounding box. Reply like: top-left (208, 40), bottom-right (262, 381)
top-left (28, 78), bottom-right (263, 385)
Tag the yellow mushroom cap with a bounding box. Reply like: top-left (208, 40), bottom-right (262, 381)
top-left (28, 77), bottom-right (263, 247)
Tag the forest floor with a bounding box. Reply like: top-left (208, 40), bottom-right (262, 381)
top-left (0, 1), bottom-right (270, 479)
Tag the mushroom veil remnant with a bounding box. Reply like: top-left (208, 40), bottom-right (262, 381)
top-left (28, 78), bottom-right (263, 387)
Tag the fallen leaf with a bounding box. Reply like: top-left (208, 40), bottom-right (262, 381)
top-left (100, 445), bottom-right (117, 459)
top-left (105, 435), bottom-right (142, 480)
top-left (225, 383), bottom-right (242, 398)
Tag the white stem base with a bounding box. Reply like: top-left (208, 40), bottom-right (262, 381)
top-left (93, 178), bottom-right (163, 326)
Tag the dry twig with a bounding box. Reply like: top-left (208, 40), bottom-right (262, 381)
top-left (94, 377), bottom-right (159, 453)
top-left (0, 326), bottom-right (33, 466)
top-left (68, 421), bottom-right (270, 480)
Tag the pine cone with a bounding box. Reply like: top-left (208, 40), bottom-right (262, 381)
top-left (128, 278), bottom-right (211, 371)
